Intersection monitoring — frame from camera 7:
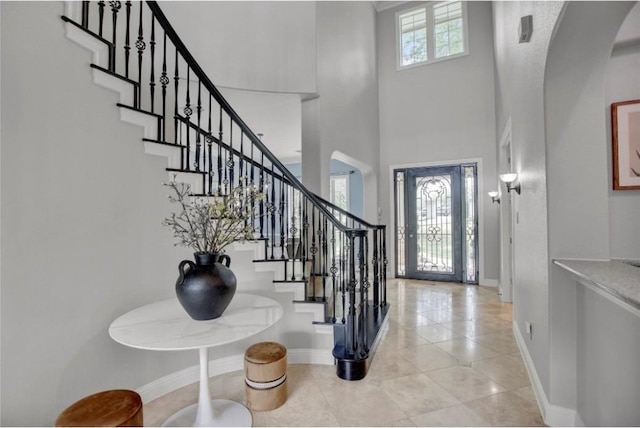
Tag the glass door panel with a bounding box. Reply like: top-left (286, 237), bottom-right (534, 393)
top-left (407, 166), bottom-right (462, 282)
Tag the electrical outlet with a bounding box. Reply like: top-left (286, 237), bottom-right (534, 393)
top-left (526, 322), bottom-right (532, 340)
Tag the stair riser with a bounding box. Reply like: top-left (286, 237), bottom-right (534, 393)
top-left (119, 107), bottom-right (159, 140)
top-left (92, 68), bottom-right (135, 106)
top-left (64, 22), bottom-right (110, 69)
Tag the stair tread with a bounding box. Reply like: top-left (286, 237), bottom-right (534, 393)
top-left (273, 279), bottom-right (308, 284)
top-left (61, 16), bottom-right (114, 47)
top-left (166, 168), bottom-right (207, 175)
top-left (189, 193), bottom-right (229, 197)
top-left (142, 138), bottom-right (186, 149)
top-left (90, 64), bottom-right (139, 86)
top-left (293, 299), bottom-right (327, 305)
top-left (117, 103), bottom-right (163, 119)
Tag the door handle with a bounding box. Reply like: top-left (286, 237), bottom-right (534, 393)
top-left (409, 234), bottom-right (414, 238)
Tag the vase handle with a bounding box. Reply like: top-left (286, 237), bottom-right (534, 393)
top-left (218, 254), bottom-right (231, 267)
top-left (177, 260), bottom-right (195, 285)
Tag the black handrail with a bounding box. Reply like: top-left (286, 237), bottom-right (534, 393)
top-left (313, 194), bottom-right (383, 230)
top-left (146, 1), bottom-right (348, 233)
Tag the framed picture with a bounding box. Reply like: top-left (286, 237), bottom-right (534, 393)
top-left (612, 99), bottom-right (640, 190)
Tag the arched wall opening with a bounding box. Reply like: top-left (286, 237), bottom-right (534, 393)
top-left (331, 151), bottom-right (377, 224)
top-left (544, 1), bottom-right (637, 422)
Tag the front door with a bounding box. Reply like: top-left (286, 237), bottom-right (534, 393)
top-left (406, 166), bottom-right (463, 282)
top-left (395, 163), bottom-right (478, 283)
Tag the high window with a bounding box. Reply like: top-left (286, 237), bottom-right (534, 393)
top-left (397, 1), bottom-right (468, 69)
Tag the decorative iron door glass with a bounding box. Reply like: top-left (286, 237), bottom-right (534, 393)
top-left (395, 164), bottom-right (478, 283)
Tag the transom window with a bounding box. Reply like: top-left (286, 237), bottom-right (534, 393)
top-left (397, 1), bottom-right (468, 69)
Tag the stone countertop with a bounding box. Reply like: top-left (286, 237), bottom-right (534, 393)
top-left (554, 259), bottom-right (640, 311)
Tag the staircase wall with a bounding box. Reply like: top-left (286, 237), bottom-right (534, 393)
top-left (0, 3), bottom-right (329, 425)
top-left (158, 1), bottom-right (317, 94)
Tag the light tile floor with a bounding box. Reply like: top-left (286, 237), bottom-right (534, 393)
top-left (144, 279), bottom-right (545, 427)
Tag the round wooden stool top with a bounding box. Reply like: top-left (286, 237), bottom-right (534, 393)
top-left (55, 389), bottom-right (143, 427)
top-left (245, 341), bottom-right (286, 364)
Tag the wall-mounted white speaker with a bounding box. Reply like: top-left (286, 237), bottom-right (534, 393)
top-left (519, 15), bottom-right (533, 43)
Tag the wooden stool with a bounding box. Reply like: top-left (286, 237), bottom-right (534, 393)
top-left (244, 342), bottom-right (287, 411)
top-left (55, 389), bottom-right (143, 427)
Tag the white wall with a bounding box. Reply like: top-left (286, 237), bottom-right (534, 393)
top-left (493, 1), bottom-right (637, 423)
top-left (159, 1), bottom-right (317, 94)
top-left (218, 88), bottom-right (302, 161)
top-left (302, 1), bottom-right (380, 224)
top-left (606, 3), bottom-right (640, 260)
top-left (492, 0), bottom-right (564, 406)
top-left (377, 1), bottom-right (498, 282)
top-left (1, 3), bottom-right (195, 424)
top-left (545, 2), bottom-right (634, 414)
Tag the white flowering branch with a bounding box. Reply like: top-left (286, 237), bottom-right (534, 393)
top-left (163, 178), bottom-right (263, 254)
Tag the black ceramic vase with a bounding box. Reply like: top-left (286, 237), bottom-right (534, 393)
top-left (175, 252), bottom-right (237, 320)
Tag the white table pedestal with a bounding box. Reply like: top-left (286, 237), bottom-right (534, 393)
top-left (162, 348), bottom-right (252, 427)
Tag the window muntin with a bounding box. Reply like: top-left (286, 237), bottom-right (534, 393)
top-left (434, 1), bottom-right (464, 58)
top-left (399, 9), bottom-right (428, 67)
top-left (396, 1), bottom-right (468, 70)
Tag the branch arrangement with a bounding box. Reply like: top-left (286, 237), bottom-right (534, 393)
top-left (163, 178), bottom-right (264, 254)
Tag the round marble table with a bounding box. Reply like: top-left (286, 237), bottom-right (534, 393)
top-left (109, 294), bottom-right (283, 427)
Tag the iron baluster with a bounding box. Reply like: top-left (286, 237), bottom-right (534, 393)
top-left (322, 216), bottom-right (328, 302)
top-left (290, 190), bottom-right (299, 280)
top-left (223, 143), bottom-right (228, 195)
top-left (135, 2), bottom-right (145, 107)
top-left (270, 167), bottom-right (276, 260)
top-left (183, 66), bottom-right (192, 170)
top-left (283, 185), bottom-right (289, 262)
top-left (331, 225), bottom-right (337, 323)
top-left (173, 50), bottom-right (180, 165)
top-left (98, 1), bottom-right (105, 36)
top-left (206, 95), bottom-right (213, 194)
top-left (310, 207), bottom-right (317, 299)
top-left (372, 228), bottom-right (379, 307)
top-left (289, 188), bottom-right (296, 280)
top-left (228, 118), bottom-right (234, 188)
top-left (149, 17), bottom-right (156, 113)
top-left (382, 227), bottom-right (387, 306)
top-left (194, 81), bottom-right (201, 171)
top-left (81, 1), bottom-right (89, 28)
top-left (361, 232), bottom-right (369, 355)
top-left (217, 106), bottom-right (223, 195)
top-left (259, 152), bottom-right (265, 239)
top-left (124, 1), bottom-right (131, 79)
top-left (341, 239), bottom-right (346, 324)
top-left (160, 31), bottom-right (168, 140)
top-left (279, 179), bottom-right (286, 260)
top-left (108, 1), bottom-right (121, 72)
top-left (239, 134), bottom-right (244, 179)
top-left (347, 232), bottom-right (357, 353)
top-left (301, 198), bottom-right (308, 280)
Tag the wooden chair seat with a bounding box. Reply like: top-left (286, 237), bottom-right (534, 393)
top-left (55, 389), bottom-right (143, 427)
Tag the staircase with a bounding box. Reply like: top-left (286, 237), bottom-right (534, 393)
top-left (61, 0), bottom-right (389, 381)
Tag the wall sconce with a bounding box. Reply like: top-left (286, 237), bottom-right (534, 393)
top-left (499, 173), bottom-right (521, 194)
top-left (488, 191), bottom-right (500, 204)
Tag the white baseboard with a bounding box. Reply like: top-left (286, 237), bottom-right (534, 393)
top-left (136, 348), bottom-right (334, 404)
top-left (512, 322), bottom-right (582, 427)
top-left (479, 278), bottom-right (499, 287)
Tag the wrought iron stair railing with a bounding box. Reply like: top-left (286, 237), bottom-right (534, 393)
top-left (63, 0), bottom-right (389, 380)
